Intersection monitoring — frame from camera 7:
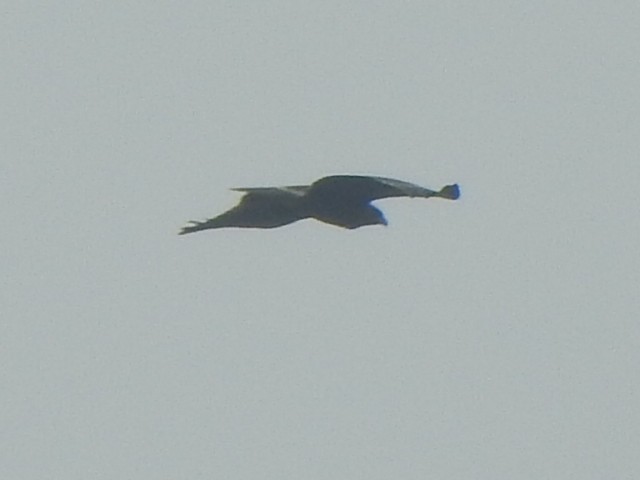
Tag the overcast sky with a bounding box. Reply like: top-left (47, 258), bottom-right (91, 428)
top-left (3, 2), bottom-right (640, 479)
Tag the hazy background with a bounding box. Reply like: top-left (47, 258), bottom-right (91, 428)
top-left (3, 2), bottom-right (639, 479)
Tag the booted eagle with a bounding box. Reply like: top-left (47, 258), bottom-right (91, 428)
top-left (179, 175), bottom-right (460, 234)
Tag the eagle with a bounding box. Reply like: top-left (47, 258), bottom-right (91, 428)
top-left (179, 175), bottom-right (460, 234)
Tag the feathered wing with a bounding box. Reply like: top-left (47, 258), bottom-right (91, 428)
top-left (179, 188), bottom-right (308, 234)
top-left (305, 175), bottom-right (460, 204)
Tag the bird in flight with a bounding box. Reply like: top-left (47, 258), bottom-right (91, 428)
top-left (179, 175), bottom-right (460, 234)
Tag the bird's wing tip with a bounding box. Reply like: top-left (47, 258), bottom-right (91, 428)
top-left (439, 184), bottom-right (460, 200)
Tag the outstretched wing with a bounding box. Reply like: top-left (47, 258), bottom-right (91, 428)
top-left (305, 175), bottom-right (460, 204)
top-left (179, 188), bottom-right (308, 234)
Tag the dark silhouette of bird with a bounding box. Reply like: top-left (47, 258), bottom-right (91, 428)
top-left (179, 175), bottom-right (460, 234)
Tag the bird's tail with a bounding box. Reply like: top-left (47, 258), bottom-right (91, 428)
top-left (437, 184), bottom-right (460, 200)
top-left (178, 219), bottom-right (220, 235)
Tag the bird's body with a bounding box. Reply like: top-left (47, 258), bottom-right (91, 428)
top-left (179, 175), bottom-right (460, 234)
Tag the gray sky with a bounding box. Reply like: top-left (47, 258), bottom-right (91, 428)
top-left (3, 1), bottom-right (639, 479)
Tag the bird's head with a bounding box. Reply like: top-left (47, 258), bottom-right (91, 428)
top-left (370, 207), bottom-right (388, 227)
top-left (346, 204), bottom-right (388, 229)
